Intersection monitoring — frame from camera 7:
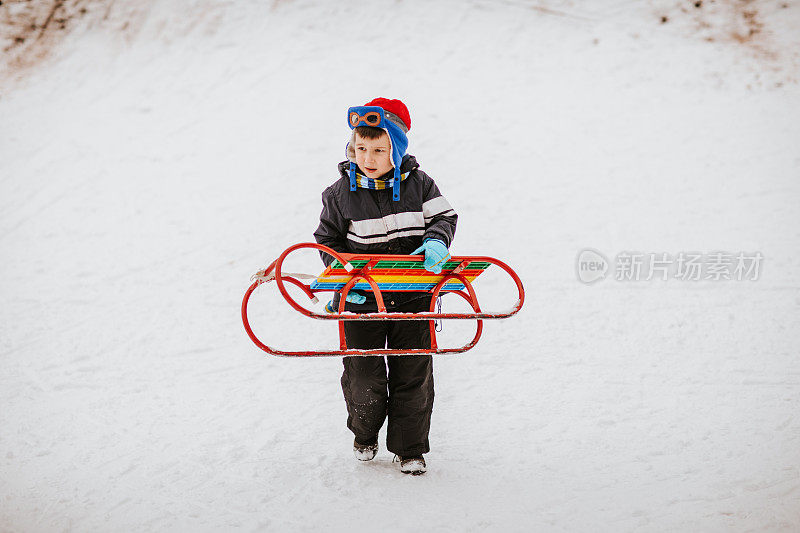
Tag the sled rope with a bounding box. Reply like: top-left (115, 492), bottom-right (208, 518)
top-left (250, 267), bottom-right (317, 283)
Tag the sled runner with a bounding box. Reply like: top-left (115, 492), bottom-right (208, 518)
top-left (241, 242), bottom-right (525, 357)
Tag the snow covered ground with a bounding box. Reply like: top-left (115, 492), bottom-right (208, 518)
top-left (2, 0), bottom-right (799, 530)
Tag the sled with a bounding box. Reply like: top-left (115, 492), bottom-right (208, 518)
top-left (241, 242), bottom-right (525, 357)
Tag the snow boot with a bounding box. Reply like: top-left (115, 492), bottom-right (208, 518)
top-left (353, 437), bottom-right (378, 461)
top-left (395, 454), bottom-right (426, 475)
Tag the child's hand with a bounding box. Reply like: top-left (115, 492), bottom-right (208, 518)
top-left (411, 239), bottom-right (451, 274)
top-left (324, 293), bottom-right (367, 312)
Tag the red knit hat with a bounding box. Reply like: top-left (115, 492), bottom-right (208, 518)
top-left (364, 97), bottom-right (411, 131)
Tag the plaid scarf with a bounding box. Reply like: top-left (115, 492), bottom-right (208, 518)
top-left (355, 171), bottom-right (410, 191)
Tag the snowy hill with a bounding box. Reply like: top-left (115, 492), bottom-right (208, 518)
top-left (1, 0), bottom-right (799, 531)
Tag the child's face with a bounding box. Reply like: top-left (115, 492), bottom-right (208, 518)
top-left (353, 131), bottom-right (393, 178)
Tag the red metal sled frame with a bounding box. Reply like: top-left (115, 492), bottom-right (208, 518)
top-left (241, 242), bottom-right (525, 357)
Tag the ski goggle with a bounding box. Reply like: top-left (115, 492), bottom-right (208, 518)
top-left (348, 106), bottom-right (387, 129)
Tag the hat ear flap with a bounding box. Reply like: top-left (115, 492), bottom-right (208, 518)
top-left (349, 163), bottom-right (357, 191)
top-left (345, 131), bottom-right (356, 162)
top-left (392, 168), bottom-right (400, 201)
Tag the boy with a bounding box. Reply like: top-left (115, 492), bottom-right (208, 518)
top-left (313, 98), bottom-right (457, 475)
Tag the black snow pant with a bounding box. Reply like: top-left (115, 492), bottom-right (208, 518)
top-left (340, 295), bottom-right (434, 457)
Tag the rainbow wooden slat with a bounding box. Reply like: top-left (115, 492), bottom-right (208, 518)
top-left (310, 256), bottom-right (491, 292)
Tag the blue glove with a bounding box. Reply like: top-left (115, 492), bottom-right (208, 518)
top-left (324, 293), bottom-right (367, 313)
top-left (411, 239), bottom-right (451, 274)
